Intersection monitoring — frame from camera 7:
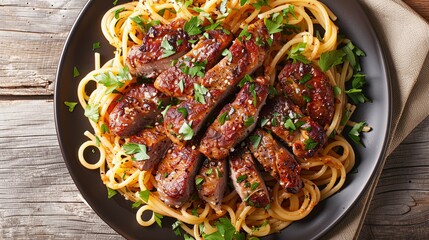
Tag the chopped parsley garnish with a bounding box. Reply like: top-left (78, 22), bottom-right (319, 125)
top-left (253, 0), bottom-right (269, 9)
top-left (154, 213), bottom-right (163, 227)
top-left (161, 104), bottom-right (171, 118)
top-left (73, 66), bottom-right (80, 77)
top-left (240, 0), bottom-right (250, 6)
top-left (303, 95), bottom-right (311, 103)
top-left (218, 112), bottom-right (229, 125)
top-left (114, 7), bottom-right (125, 19)
top-left (194, 83), bottom-right (209, 104)
top-left (284, 118), bottom-right (296, 131)
top-left (260, 118), bottom-right (269, 127)
top-left (107, 187), bottom-right (117, 199)
top-left (202, 217), bottom-right (245, 240)
top-left (172, 221), bottom-right (182, 236)
top-left (249, 135), bottom-right (262, 149)
top-left (184, 233), bottom-right (196, 240)
top-left (205, 168), bottom-right (213, 175)
top-left (64, 101), bottom-right (77, 112)
top-left (250, 182), bottom-right (259, 191)
top-left (318, 49), bottom-right (347, 72)
top-left (195, 176), bottom-right (204, 186)
top-left (299, 73), bottom-right (313, 84)
top-left (222, 49), bottom-right (232, 62)
top-left (304, 138), bottom-right (318, 150)
top-left (113, 0), bottom-right (118, 5)
top-left (334, 86), bottom-right (342, 96)
top-left (131, 200), bottom-right (142, 209)
top-left (139, 190), bottom-right (150, 202)
top-left (84, 103), bottom-right (99, 122)
top-left (92, 42), bottom-right (101, 50)
top-left (177, 107), bottom-right (188, 118)
top-left (243, 116), bottom-right (255, 127)
top-left (264, 14), bottom-right (283, 35)
top-left (288, 42), bottom-right (311, 64)
top-left (100, 123), bottom-right (110, 134)
top-left (343, 41), bottom-right (366, 72)
top-left (123, 143), bottom-right (150, 161)
top-left (184, 16), bottom-right (203, 36)
top-left (178, 79), bottom-right (185, 93)
top-left (345, 74), bottom-right (370, 104)
top-left (179, 121), bottom-right (194, 140)
top-left (161, 37), bottom-right (176, 58)
top-left (95, 67), bottom-right (130, 94)
top-left (238, 74), bottom-right (254, 88)
top-left (250, 83), bottom-right (257, 107)
top-left (238, 25), bottom-right (252, 41)
top-left (236, 174), bottom-right (248, 183)
top-left (348, 121), bottom-right (366, 146)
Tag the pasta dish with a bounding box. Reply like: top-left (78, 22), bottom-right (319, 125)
top-left (75, 0), bottom-right (370, 239)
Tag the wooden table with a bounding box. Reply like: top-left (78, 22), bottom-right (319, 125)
top-left (0, 0), bottom-right (427, 239)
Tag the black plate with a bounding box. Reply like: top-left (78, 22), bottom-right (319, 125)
top-left (54, 0), bottom-right (391, 239)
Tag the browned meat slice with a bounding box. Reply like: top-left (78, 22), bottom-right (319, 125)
top-left (247, 129), bottom-right (303, 194)
top-left (164, 20), bottom-right (273, 145)
top-left (155, 144), bottom-right (203, 207)
top-left (229, 147), bottom-right (270, 208)
top-left (259, 95), bottom-right (326, 158)
top-left (126, 19), bottom-right (197, 78)
top-left (277, 61), bottom-right (334, 128)
top-left (199, 77), bottom-right (269, 160)
top-left (154, 29), bottom-right (233, 97)
top-left (128, 124), bottom-right (171, 171)
top-left (196, 158), bottom-right (228, 213)
top-left (108, 83), bottom-right (171, 137)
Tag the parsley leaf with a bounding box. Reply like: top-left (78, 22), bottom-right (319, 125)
top-left (179, 121), bottom-right (194, 140)
top-left (194, 83), bottom-right (209, 104)
top-left (184, 16), bottom-right (202, 36)
top-left (73, 66), bottom-right (80, 77)
top-left (84, 103), bottom-right (99, 122)
top-left (243, 116), bottom-right (255, 127)
top-left (131, 200), bottom-right (142, 208)
top-left (240, 0), bottom-right (250, 6)
top-left (107, 187), bottom-right (117, 199)
top-left (177, 107), bottom-right (188, 118)
top-left (203, 217), bottom-right (245, 240)
top-left (123, 143), bottom-right (150, 161)
top-left (348, 121), bottom-right (366, 147)
top-left (95, 69), bottom-right (127, 94)
top-left (218, 112), bottom-right (229, 125)
top-left (114, 7), bottom-right (125, 19)
top-left (304, 138), bottom-right (318, 150)
top-left (101, 123), bottom-right (110, 134)
top-left (288, 42), bottom-right (311, 64)
top-left (92, 42), bottom-right (101, 50)
top-left (139, 189), bottom-right (150, 202)
top-left (178, 79), bottom-right (185, 93)
top-left (284, 118), bottom-right (296, 131)
top-left (264, 14), bottom-right (283, 35)
top-left (238, 74), bottom-right (254, 88)
top-left (253, 0), bottom-right (269, 9)
top-left (345, 74), bottom-right (370, 104)
top-left (154, 213), bottom-right (163, 227)
top-left (236, 174), bottom-right (248, 183)
top-left (238, 25), bottom-right (252, 41)
top-left (251, 182), bottom-right (259, 190)
top-left (222, 49), bottom-right (232, 62)
top-left (161, 37), bottom-right (176, 58)
top-left (249, 135), bottom-right (262, 149)
top-left (195, 176), bottom-right (204, 186)
top-left (64, 101), bottom-right (77, 112)
top-left (172, 221), bottom-right (182, 236)
top-left (318, 49), bottom-right (346, 72)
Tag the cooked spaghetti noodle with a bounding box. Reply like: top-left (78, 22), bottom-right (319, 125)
top-left (76, 0), bottom-right (365, 238)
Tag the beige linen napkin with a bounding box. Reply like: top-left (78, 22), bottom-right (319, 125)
top-left (324, 0), bottom-right (429, 239)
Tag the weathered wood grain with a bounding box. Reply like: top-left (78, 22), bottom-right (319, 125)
top-left (359, 119), bottom-right (429, 239)
top-left (0, 1), bottom-right (87, 96)
top-left (0, 100), bottom-right (119, 239)
top-left (403, 0), bottom-right (429, 21)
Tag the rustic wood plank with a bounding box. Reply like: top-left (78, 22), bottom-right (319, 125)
top-left (403, 0), bottom-right (429, 21)
top-left (0, 100), bottom-right (119, 239)
top-left (0, 1), bottom-right (87, 96)
top-left (359, 118), bottom-right (429, 239)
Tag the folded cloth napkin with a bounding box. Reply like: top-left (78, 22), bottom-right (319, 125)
top-left (325, 0), bottom-right (429, 239)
